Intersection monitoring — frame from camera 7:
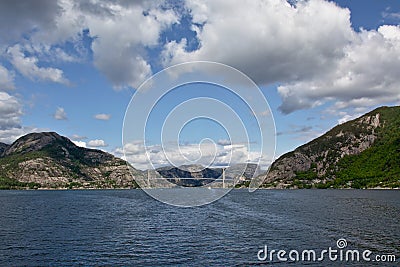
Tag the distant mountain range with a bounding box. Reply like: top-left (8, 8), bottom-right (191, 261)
top-left (155, 163), bottom-right (260, 187)
top-left (0, 106), bottom-right (399, 189)
top-left (156, 165), bottom-right (223, 187)
top-left (0, 132), bottom-right (259, 189)
top-left (260, 106), bottom-right (400, 189)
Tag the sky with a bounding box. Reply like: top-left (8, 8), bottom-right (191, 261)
top-left (0, 0), bottom-right (399, 170)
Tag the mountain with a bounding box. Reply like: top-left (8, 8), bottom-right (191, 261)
top-left (3, 105), bottom-right (398, 191)
top-left (226, 163), bottom-right (261, 183)
top-left (0, 132), bottom-right (143, 189)
top-left (261, 106), bottom-right (400, 189)
top-left (0, 143), bottom-right (9, 155)
top-left (156, 164), bottom-right (222, 187)
top-left (152, 163), bottom-right (261, 187)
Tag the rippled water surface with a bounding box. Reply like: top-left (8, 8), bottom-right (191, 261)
top-left (0, 189), bottom-right (398, 266)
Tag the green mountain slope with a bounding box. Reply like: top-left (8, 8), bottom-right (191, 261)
top-left (0, 132), bottom-right (142, 189)
top-left (262, 106), bottom-right (400, 189)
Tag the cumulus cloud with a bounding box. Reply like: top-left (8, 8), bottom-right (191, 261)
top-left (0, 0), bottom-right (179, 89)
top-left (72, 140), bottom-right (87, 148)
top-left (0, 92), bottom-right (22, 130)
top-left (162, 0), bottom-right (400, 115)
top-left (33, 0), bottom-right (179, 89)
top-left (0, 92), bottom-right (42, 143)
top-left (54, 107), bottom-right (67, 120)
top-left (278, 25), bottom-right (400, 114)
top-left (114, 140), bottom-right (269, 170)
top-left (0, 65), bottom-right (15, 90)
top-left (1, 0), bottom-right (399, 144)
top-left (94, 113), bottom-right (111, 120)
top-left (162, 0), bottom-right (353, 84)
top-left (85, 2), bottom-right (179, 89)
top-left (1, 0), bottom-right (399, 113)
top-left (0, 127), bottom-right (39, 144)
top-left (0, 0), bottom-right (181, 142)
top-left (88, 139), bottom-right (108, 147)
top-left (7, 45), bottom-right (69, 84)
top-left (0, 0), bottom-right (61, 44)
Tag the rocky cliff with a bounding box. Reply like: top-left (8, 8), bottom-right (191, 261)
top-left (0, 143), bottom-right (9, 155)
top-left (0, 132), bottom-right (142, 189)
top-left (261, 106), bottom-right (400, 189)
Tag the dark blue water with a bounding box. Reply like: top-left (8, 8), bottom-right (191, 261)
top-left (0, 189), bottom-right (398, 266)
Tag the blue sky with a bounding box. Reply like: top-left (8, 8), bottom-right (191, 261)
top-left (0, 0), bottom-right (399, 170)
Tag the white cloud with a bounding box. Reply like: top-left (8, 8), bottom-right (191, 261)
top-left (277, 25), bottom-right (400, 114)
top-left (162, 0), bottom-right (353, 85)
top-left (7, 45), bottom-right (69, 84)
top-left (0, 92), bottom-right (42, 144)
top-left (28, 44), bottom-right (83, 64)
top-left (94, 113), bottom-right (111, 120)
top-left (0, 65), bottom-right (15, 90)
top-left (85, 3), bottom-right (179, 89)
top-left (114, 140), bottom-right (270, 170)
top-left (72, 140), bottom-right (86, 148)
top-left (1, 1), bottom-right (180, 89)
top-left (54, 107), bottom-right (67, 120)
top-left (88, 139), bottom-right (108, 147)
top-left (1, 0), bottom-right (398, 145)
top-left (162, 0), bottom-right (400, 115)
top-left (0, 92), bottom-right (22, 130)
top-left (0, 126), bottom-right (42, 144)
top-left (0, 0), bottom-right (61, 44)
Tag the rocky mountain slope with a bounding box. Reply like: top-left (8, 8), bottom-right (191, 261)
top-left (2, 105), bottom-right (398, 190)
top-left (0, 143), bottom-right (9, 155)
top-left (0, 132), bottom-right (142, 189)
top-left (261, 106), bottom-right (400, 189)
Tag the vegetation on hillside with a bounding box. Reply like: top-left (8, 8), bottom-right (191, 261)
top-left (0, 176), bottom-right (41, 190)
top-left (0, 132), bottom-right (138, 189)
top-left (263, 106), bottom-right (400, 189)
top-left (326, 106), bottom-right (400, 188)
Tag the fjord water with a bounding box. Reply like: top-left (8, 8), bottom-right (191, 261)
top-left (0, 190), bottom-right (398, 266)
